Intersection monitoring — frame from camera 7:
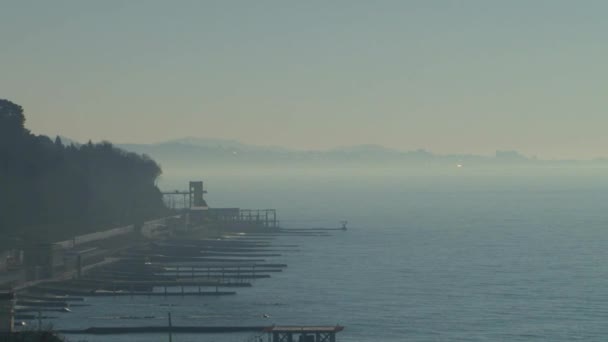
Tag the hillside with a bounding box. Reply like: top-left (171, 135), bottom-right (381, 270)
top-left (0, 99), bottom-right (168, 244)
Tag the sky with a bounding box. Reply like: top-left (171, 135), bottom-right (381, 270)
top-left (1, 0), bottom-right (607, 159)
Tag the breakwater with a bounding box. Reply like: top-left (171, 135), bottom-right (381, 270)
top-left (9, 219), bottom-right (345, 339)
top-left (59, 326), bottom-right (267, 334)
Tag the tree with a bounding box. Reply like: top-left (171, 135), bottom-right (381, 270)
top-left (0, 100), bottom-right (168, 243)
top-left (0, 99), bottom-right (26, 133)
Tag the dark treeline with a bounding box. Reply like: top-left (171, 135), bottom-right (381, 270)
top-left (0, 99), bottom-right (167, 245)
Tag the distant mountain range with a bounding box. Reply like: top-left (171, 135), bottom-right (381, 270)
top-left (57, 137), bottom-right (608, 168)
top-left (117, 138), bottom-right (473, 166)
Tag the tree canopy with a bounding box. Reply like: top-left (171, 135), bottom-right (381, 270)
top-left (0, 99), bottom-right (167, 244)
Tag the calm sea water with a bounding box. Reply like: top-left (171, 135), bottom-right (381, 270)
top-left (46, 167), bottom-right (608, 341)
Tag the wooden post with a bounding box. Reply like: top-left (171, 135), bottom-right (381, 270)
top-left (0, 292), bottom-right (16, 334)
top-left (167, 312), bottom-right (173, 342)
top-left (76, 254), bottom-right (82, 279)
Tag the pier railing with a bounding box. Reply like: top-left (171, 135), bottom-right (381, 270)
top-left (189, 208), bottom-right (279, 229)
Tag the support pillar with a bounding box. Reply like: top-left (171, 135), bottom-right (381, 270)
top-left (0, 292), bottom-right (15, 334)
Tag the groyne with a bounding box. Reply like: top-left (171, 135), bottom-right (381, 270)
top-left (1, 182), bottom-right (347, 338)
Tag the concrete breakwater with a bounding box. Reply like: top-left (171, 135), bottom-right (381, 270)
top-left (24, 235), bottom-right (288, 297)
top-left (2, 231), bottom-right (349, 342)
top-left (48, 228), bottom-right (346, 341)
top-left (1, 181), bottom-right (346, 340)
top-left (59, 326), bottom-right (267, 334)
top-left (6, 218), bottom-right (340, 331)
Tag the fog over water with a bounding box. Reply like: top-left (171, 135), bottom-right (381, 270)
top-left (58, 165), bottom-right (608, 341)
top-left (3, 1), bottom-right (608, 340)
top-left (158, 164), bottom-right (608, 223)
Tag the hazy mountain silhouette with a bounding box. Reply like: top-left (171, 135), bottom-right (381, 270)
top-left (49, 137), bottom-right (606, 169)
top-left (118, 138), bottom-right (443, 166)
top-left (115, 138), bottom-right (537, 167)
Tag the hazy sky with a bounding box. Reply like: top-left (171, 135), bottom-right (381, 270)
top-left (1, 1), bottom-right (607, 159)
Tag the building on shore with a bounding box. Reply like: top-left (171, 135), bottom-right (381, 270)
top-left (163, 180), bottom-right (280, 231)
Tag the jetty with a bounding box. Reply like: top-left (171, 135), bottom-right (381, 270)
top-left (1, 180), bottom-right (346, 340)
top-left (265, 326), bottom-right (344, 342)
top-left (58, 324), bottom-right (345, 339)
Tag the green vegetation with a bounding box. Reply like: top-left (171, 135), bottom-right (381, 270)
top-left (0, 99), bottom-right (167, 245)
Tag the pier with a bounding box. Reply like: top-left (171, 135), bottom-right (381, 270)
top-left (162, 181), bottom-right (280, 229)
top-left (1, 180), bottom-right (346, 340)
top-left (58, 325), bottom-right (345, 338)
top-left (265, 326), bottom-right (344, 342)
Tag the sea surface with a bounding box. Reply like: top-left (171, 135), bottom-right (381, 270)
top-left (44, 167), bottom-right (608, 341)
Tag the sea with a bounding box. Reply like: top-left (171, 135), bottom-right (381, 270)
top-left (44, 166), bottom-right (608, 341)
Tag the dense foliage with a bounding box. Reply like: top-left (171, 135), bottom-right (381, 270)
top-left (0, 99), bottom-right (167, 242)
